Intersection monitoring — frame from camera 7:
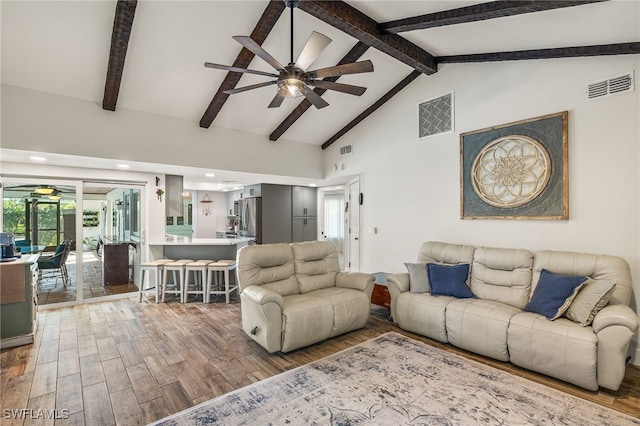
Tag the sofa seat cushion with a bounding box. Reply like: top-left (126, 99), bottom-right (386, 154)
top-left (281, 294), bottom-right (334, 352)
top-left (310, 287), bottom-right (371, 337)
top-left (507, 312), bottom-right (598, 391)
top-left (446, 299), bottom-right (521, 361)
top-left (395, 292), bottom-right (456, 343)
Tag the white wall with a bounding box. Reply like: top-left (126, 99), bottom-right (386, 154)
top-left (0, 84), bottom-right (323, 180)
top-left (192, 190), bottom-right (228, 238)
top-left (323, 55), bottom-right (640, 361)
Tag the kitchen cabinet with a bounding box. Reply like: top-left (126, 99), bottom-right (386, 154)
top-left (0, 256), bottom-right (38, 349)
top-left (292, 186), bottom-right (317, 242)
top-left (292, 186), bottom-right (317, 217)
top-left (292, 217), bottom-right (317, 242)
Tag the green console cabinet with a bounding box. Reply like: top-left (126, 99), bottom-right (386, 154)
top-left (0, 255), bottom-right (38, 349)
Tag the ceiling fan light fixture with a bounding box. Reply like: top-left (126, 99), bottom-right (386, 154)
top-left (279, 78), bottom-right (304, 98)
top-left (35, 186), bottom-right (54, 195)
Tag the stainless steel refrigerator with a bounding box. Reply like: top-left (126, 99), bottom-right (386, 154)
top-left (238, 197), bottom-right (262, 244)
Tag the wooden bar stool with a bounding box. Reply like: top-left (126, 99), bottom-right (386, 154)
top-left (206, 260), bottom-right (238, 303)
top-left (139, 259), bottom-right (174, 303)
top-left (184, 260), bottom-right (215, 303)
top-left (161, 259), bottom-right (194, 303)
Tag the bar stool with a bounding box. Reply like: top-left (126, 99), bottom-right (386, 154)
top-left (184, 260), bottom-right (215, 303)
top-left (161, 259), bottom-right (194, 303)
top-left (139, 259), bottom-right (174, 303)
top-left (206, 260), bottom-right (238, 303)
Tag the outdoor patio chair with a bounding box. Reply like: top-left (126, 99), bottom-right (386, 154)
top-left (38, 240), bottom-right (72, 287)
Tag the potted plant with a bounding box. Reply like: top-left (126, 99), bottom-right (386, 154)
top-left (82, 236), bottom-right (97, 251)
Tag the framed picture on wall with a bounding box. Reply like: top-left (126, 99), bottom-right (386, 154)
top-left (460, 111), bottom-right (568, 220)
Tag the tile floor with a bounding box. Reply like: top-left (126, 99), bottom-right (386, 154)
top-left (37, 251), bottom-right (137, 306)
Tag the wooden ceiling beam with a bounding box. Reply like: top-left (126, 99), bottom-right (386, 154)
top-left (298, 1), bottom-right (437, 75)
top-left (102, 0), bottom-right (138, 111)
top-left (269, 41), bottom-right (370, 142)
top-left (321, 70), bottom-right (421, 150)
top-left (437, 42), bottom-right (640, 64)
top-left (380, 1), bottom-right (608, 33)
top-left (199, 0), bottom-right (286, 128)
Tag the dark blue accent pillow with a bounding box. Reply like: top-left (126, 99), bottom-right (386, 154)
top-left (426, 263), bottom-right (474, 298)
top-left (525, 269), bottom-right (588, 320)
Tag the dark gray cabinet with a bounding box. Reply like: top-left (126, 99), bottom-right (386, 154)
top-left (261, 184), bottom-right (292, 244)
top-left (292, 186), bottom-right (317, 242)
top-left (292, 186), bottom-right (317, 217)
top-left (292, 217), bottom-right (317, 242)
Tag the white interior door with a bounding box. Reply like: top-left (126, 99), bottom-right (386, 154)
top-left (347, 177), bottom-right (360, 271)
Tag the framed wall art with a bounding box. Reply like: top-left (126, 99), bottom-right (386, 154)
top-left (460, 111), bottom-right (568, 220)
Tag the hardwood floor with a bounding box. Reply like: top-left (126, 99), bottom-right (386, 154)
top-left (1, 296), bottom-right (639, 425)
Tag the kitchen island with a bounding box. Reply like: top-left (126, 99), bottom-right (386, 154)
top-left (149, 236), bottom-right (253, 261)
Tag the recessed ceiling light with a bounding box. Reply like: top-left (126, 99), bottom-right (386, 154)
top-left (205, 173), bottom-right (215, 178)
top-left (117, 164), bottom-right (130, 169)
top-left (309, 183), bottom-right (317, 187)
top-left (30, 156), bottom-right (47, 162)
top-left (222, 189), bottom-right (229, 192)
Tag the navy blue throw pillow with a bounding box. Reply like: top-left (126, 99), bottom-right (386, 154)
top-left (426, 263), bottom-right (474, 298)
top-left (524, 269), bottom-right (588, 320)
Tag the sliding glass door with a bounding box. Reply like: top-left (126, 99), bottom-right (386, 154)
top-left (2, 181), bottom-right (79, 305)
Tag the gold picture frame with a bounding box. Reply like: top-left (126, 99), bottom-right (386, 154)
top-left (460, 111), bottom-right (568, 220)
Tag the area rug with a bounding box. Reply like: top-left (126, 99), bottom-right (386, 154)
top-left (152, 332), bottom-right (639, 425)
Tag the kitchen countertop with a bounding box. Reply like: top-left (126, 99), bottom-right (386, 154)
top-left (150, 236), bottom-right (254, 246)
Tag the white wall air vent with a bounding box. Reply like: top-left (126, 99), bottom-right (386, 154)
top-left (586, 71), bottom-right (634, 101)
top-left (339, 144), bottom-right (353, 156)
top-left (418, 91), bottom-right (454, 139)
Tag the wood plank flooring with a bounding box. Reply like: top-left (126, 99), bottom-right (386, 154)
top-left (1, 296), bottom-right (639, 425)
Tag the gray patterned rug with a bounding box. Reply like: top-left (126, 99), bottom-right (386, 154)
top-left (152, 332), bottom-right (639, 425)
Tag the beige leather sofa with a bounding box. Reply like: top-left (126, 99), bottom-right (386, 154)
top-left (237, 240), bottom-right (374, 353)
top-left (387, 241), bottom-right (639, 391)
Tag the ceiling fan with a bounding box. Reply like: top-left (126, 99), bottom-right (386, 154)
top-left (204, 0), bottom-right (374, 109)
top-left (5, 184), bottom-right (75, 200)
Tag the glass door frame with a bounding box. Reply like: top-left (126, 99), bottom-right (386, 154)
top-left (0, 176), bottom-right (84, 309)
top-left (1, 177), bottom-right (146, 309)
top-left (82, 181), bottom-right (145, 304)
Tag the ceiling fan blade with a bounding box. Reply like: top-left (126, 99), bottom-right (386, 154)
top-left (233, 35), bottom-right (285, 71)
top-left (223, 80), bottom-right (277, 95)
top-left (299, 84), bottom-right (329, 109)
top-left (295, 31), bottom-right (331, 71)
top-left (268, 92), bottom-right (285, 109)
top-left (306, 60), bottom-right (374, 79)
top-left (307, 80), bottom-right (367, 96)
top-left (204, 62), bottom-right (279, 78)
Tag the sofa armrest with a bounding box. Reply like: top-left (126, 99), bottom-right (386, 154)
top-left (592, 304), bottom-right (639, 334)
top-left (592, 304), bottom-right (639, 391)
top-left (241, 285), bottom-right (284, 308)
top-left (240, 285), bottom-right (284, 353)
top-left (336, 272), bottom-right (374, 297)
top-left (386, 273), bottom-right (410, 324)
top-left (386, 273), bottom-right (410, 294)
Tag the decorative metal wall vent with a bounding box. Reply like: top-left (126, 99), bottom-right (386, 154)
top-left (586, 71), bottom-right (634, 101)
top-left (418, 91), bottom-right (454, 139)
top-left (339, 144), bottom-right (353, 156)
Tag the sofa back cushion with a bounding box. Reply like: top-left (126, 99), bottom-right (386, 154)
top-left (532, 250), bottom-right (632, 306)
top-left (414, 242), bottom-right (475, 294)
top-left (291, 241), bottom-right (340, 293)
top-left (236, 243), bottom-right (299, 296)
top-left (470, 246), bottom-right (534, 309)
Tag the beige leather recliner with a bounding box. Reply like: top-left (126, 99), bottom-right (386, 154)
top-left (237, 240), bottom-right (374, 353)
top-left (388, 241), bottom-right (639, 391)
